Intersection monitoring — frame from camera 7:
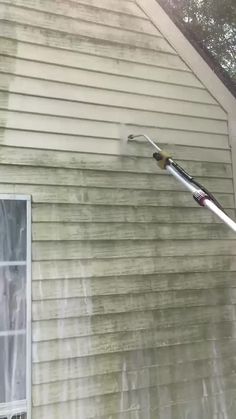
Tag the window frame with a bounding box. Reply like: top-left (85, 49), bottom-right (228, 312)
top-left (0, 194), bottom-right (31, 419)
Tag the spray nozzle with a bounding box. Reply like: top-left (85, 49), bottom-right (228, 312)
top-left (127, 133), bottom-right (162, 153)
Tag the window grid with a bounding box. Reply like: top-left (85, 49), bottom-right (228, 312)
top-left (0, 196), bottom-right (31, 419)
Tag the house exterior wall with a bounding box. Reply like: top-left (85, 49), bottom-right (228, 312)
top-left (0, 0), bottom-right (236, 417)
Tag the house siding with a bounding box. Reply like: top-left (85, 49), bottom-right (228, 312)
top-left (0, 0), bottom-right (236, 417)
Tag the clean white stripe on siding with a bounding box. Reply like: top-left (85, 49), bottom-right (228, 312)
top-left (0, 109), bottom-right (228, 137)
top-left (0, 129), bottom-right (231, 160)
top-left (0, 127), bottom-right (230, 156)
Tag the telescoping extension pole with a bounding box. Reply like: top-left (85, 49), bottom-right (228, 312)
top-left (128, 134), bottom-right (236, 233)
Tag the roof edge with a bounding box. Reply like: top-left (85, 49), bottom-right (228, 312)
top-left (136, 0), bottom-right (236, 117)
top-left (156, 0), bottom-right (236, 100)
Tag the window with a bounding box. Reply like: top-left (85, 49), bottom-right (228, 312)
top-left (0, 197), bottom-right (31, 419)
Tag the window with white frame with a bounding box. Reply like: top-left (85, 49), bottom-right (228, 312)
top-left (0, 197), bottom-right (31, 419)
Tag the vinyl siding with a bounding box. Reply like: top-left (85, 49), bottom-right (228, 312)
top-left (0, 0), bottom-right (236, 418)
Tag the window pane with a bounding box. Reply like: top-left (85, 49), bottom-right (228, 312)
top-left (0, 335), bottom-right (26, 403)
top-left (0, 200), bottom-right (26, 262)
top-left (0, 266), bottom-right (26, 333)
top-left (0, 198), bottom-right (28, 409)
top-left (0, 415), bottom-right (27, 419)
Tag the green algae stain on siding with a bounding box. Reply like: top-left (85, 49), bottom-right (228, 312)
top-left (0, 36), bottom-right (18, 143)
top-left (0, 1), bottom-right (235, 419)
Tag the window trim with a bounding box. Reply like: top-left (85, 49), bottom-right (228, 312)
top-left (0, 400), bottom-right (27, 417)
top-left (0, 194), bottom-right (31, 419)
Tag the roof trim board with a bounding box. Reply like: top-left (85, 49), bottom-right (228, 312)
top-left (136, 0), bottom-right (236, 207)
top-left (136, 0), bottom-right (236, 115)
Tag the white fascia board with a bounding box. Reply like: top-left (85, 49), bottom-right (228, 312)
top-left (136, 0), bottom-right (236, 207)
top-left (136, 0), bottom-right (236, 117)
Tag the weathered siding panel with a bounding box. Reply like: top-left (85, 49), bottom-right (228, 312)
top-left (0, 39), bottom-right (203, 87)
top-left (0, 0), bottom-right (158, 34)
top-left (0, 0), bottom-right (236, 418)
